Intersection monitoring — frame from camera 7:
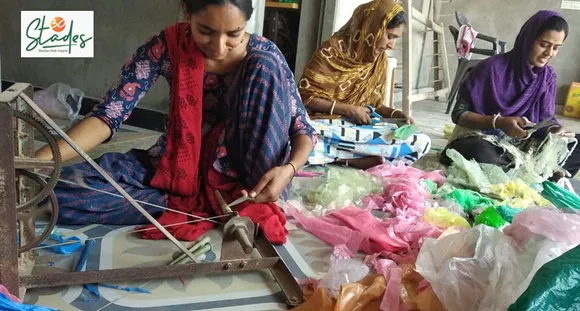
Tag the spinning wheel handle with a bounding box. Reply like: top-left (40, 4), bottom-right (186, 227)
top-left (234, 227), bottom-right (253, 254)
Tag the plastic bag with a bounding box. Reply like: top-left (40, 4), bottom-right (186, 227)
top-left (291, 274), bottom-right (387, 311)
top-left (33, 82), bottom-right (84, 121)
top-left (318, 245), bottom-right (370, 297)
top-left (364, 254), bottom-right (402, 310)
top-left (287, 203), bottom-right (441, 264)
top-left (416, 213), bottom-right (580, 311)
top-left (496, 205), bottom-right (521, 223)
top-left (443, 188), bottom-right (495, 214)
top-left (490, 179), bottom-right (551, 208)
top-left (445, 149), bottom-right (491, 192)
top-left (474, 206), bottom-right (508, 229)
top-left (394, 124), bottom-right (417, 140)
top-left (289, 166), bottom-right (383, 216)
top-left (541, 180), bottom-right (580, 210)
top-left (423, 207), bottom-right (470, 230)
top-left (399, 264), bottom-right (446, 311)
top-left (0, 292), bottom-right (56, 311)
top-left (508, 245), bottom-right (580, 311)
top-left (443, 124), bottom-right (454, 140)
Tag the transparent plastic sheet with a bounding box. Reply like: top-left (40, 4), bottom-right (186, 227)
top-left (499, 133), bottom-right (572, 184)
top-left (416, 208), bottom-right (580, 311)
top-left (33, 82), bottom-right (84, 121)
top-left (289, 166), bottom-right (383, 217)
top-left (318, 245), bottom-right (370, 298)
top-left (541, 180), bottom-right (580, 210)
top-left (507, 245), bottom-right (580, 311)
top-left (444, 149), bottom-right (491, 192)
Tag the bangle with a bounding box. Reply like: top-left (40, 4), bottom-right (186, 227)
top-left (286, 162), bottom-right (296, 177)
top-left (330, 101), bottom-right (337, 115)
top-left (492, 113), bottom-right (501, 130)
top-left (390, 109), bottom-right (401, 118)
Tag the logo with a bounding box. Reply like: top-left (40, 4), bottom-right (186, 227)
top-left (21, 11), bottom-right (94, 58)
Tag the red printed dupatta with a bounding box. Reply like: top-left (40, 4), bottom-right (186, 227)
top-left (149, 22), bottom-right (203, 196)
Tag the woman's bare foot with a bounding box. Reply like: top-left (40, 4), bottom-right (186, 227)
top-left (335, 156), bottom-right (385, 170)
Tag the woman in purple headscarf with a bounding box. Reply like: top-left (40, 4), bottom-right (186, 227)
top-left (441, 10), bottom-right (580, 180)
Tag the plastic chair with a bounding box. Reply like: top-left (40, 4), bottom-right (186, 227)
top-left (445, 12), bottom-right (507, 114)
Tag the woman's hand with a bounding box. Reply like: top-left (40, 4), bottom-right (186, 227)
top-left (549, 126), bottom-right (575, 138)
top-left (242, 164), bottom-right (295, 203)
top-left (345, 106), bottom-right (372, 125)
top-left (496, 116), bottom-right (527, 138)
top-left (392, 110), bottom-right (415, 124)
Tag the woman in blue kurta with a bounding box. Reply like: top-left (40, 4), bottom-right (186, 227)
top-left (35, 0), bottom-right (316, 244)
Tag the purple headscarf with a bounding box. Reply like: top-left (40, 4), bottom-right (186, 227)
top-left (459, 10), bottom-right (562, 123)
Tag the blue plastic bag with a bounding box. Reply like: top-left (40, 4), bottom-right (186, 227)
top-left (0, 293), bottom-right (57, 311)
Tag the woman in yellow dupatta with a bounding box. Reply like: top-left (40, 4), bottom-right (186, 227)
top-left (299, 0), bottom-right (431, 169)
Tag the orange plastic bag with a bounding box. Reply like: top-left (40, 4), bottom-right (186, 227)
top-left (399, 264), bottom-right (446, 311)
top-left (291, 274), bottom-right (386, 311)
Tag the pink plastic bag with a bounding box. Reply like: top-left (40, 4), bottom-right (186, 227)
top-left (364, 254), bottom-right (402, 311)
top-left (0, 284), bottom-right (21, 303)
top-left (504, 208), bottom-right (580, 247)
top-left (288, 203), bottom-right (442, 264)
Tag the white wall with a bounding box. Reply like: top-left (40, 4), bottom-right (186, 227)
top-left (247, 0), bottom-right (265, 36)
top-left (333, 0), bottom-right (372, 33)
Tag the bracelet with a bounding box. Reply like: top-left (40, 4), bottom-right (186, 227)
top-left (286, 162), bottom-right (296, 177)
top-left (492, 113), bottom-right (501, 130)
top-left (390, 109), bottom-right (402, 118)
top-left (330, 101), bottom-right (337, 115)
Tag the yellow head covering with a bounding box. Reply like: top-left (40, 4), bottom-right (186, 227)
top-left (299, 0), bottom-right (404, 119)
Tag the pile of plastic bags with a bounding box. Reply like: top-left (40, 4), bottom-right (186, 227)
top-left (288, 149), bottom-right (580, 311)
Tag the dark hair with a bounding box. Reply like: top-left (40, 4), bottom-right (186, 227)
top-left (387, 11), bottom-right (406, 29)
top-left (537, 16), bottom-right (569, 39)
top-left (182, 0), bottom-right (253, 21)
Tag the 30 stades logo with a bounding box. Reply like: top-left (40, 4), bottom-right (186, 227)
top-left (21, 11), bottom-right (94, 58)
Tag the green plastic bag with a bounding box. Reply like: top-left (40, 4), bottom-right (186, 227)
top-left (508, 246), bottom-right (580, 311)
top-left (542, 181), bottom-right (580, 210)
top-left (394, 124), bottom-right (417, 140)
top-left (496, 205), bottom-right (521, 223)
top-left (443, 188), bottom-right (495, 214)
top-left (423, 179), bottom-right (438, 194)
top-left (474, 206), bottom-right (508, 229)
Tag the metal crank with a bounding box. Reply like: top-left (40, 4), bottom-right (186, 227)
top-left (214, 190), bottom-right (304, 307)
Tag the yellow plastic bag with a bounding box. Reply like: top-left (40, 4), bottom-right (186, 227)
top-left (423, 207), bottom-right (471, 230)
